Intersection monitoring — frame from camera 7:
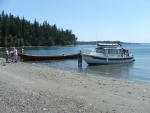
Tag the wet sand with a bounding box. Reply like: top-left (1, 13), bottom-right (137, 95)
top-left (0, 58), bottom-right (150, 113)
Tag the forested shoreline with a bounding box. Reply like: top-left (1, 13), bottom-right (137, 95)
top-left (0, 11), bottom-right (77, 47)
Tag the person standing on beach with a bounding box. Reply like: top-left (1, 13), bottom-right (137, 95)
top-left (10, 47), bottom-right (14, 62)
top-left (5, 48), bottom-right (9, 63)
top-left (20, 48), bottom-right (24, 54)
top-left (13, 47), bottom-right (18, 62)
top-left (20, 48), bottom-right (24, 60)
top-left (78, 50), bottom-right (82, 66)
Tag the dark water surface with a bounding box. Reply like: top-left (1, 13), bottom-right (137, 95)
top-left (0, 44), bottom-right (150, 83)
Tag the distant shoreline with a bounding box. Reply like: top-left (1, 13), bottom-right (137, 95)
top-left (0, 42), bottom-right (144, 48)
top-left (77, 41), bottom-right (141, 45)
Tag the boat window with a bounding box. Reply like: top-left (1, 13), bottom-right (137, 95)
top-left (118, 49), bottom-right (122, 54)
top-left (107, 49), bottom-right (115, 54)
top-left (107, 49), bottom-right (121, 54)
top-left (96, 49), bottom-right (105, 53)
top-left (107, 50), bottom-right (113, 54)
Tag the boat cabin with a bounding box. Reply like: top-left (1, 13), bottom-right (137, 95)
top-left (95, 43), bottom-right (129, 57)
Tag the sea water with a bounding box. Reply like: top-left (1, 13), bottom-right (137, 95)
top-left (0, 44), bottom-right (150, 83)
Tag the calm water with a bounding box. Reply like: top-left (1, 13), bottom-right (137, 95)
top-left (0, 44), bottom-right (150, 83)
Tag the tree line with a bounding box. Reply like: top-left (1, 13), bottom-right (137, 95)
top-left (0, 11), bottom-right (78, 47)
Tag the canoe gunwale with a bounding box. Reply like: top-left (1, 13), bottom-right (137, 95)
top-left (18, 53), bottom-right (78, 61)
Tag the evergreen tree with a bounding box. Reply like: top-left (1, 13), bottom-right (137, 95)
top-left (0, 11), bottom-right (78, 47)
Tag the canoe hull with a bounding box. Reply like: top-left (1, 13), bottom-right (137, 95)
top-left (19, 53), bottom-right (78, 61)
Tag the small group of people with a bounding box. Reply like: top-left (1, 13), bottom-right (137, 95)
top-left (5, 47), bottom-right (23, 63)
top-left (122, 48), bottom-right (129, 56)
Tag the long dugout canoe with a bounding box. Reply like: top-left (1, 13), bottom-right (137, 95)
top-left (18, 53), bottom-right (78, 61)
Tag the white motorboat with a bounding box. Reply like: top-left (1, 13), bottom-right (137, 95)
top-left (82, 43), bottom-right (135, 65)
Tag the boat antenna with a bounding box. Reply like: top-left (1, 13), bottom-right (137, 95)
top-left (95, 30), bottom-right (99, 46)
top-left (118, 43), bottom-right (122, 47)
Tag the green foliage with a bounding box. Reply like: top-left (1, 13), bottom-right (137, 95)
top-left (0, 11), bottom-right (78, 47)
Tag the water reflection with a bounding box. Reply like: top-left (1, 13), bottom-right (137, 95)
top-left (80, 62), bottom-right (134, 79)
top-left (33, 59), bottom-right (134, 80)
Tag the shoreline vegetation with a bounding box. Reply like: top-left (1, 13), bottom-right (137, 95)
top-left (0, 58), bottom-right (150, 112)
top-left (0, 11), bottom-right (77, 47)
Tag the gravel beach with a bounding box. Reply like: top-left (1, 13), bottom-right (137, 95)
top-left (0, 58), bottom-right (150, 113)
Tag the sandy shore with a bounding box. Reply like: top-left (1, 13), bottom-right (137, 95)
top-left (0, 58), bottom-right (150, 113)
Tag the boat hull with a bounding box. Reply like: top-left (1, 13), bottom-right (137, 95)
top-left (82, 54), bottom-right (135, 65)
top-left (18, 53), bottom-right (78, 61)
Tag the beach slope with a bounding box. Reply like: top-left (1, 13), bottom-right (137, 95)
top-left (0, 58), bottom-right (150, 113)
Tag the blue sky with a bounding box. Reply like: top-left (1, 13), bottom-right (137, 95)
top-left (0, 0), bottom-right (150, 43)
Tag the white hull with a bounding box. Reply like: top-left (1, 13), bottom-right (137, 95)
top-left (82, 53), bottom-right (135, 65)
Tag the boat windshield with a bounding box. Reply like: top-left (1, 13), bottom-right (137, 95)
top-left (96, 49), bottom-right (105, 53)
top-left (96, 48), bottom-right (122, 54)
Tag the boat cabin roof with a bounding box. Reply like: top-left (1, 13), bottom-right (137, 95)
top-left (104, 48), bottom-right (121, 50)
top-left (96, 47), bottom-right (122, 50)
top-left (97, 43), bottom-right (121, 49)
top-left (97, 43), bottom-right (119, 46)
